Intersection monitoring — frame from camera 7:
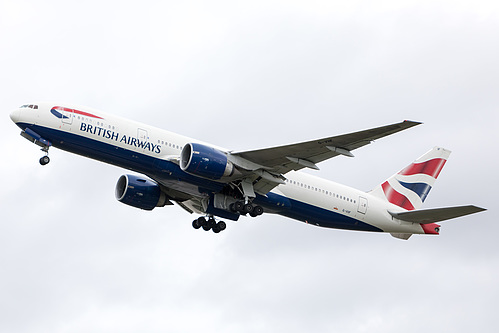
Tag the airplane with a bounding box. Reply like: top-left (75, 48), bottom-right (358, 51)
top-left (9, 102), bottom-right (486, 240)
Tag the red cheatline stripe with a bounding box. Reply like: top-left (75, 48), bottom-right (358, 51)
top-left (398, 158), bottom-right (447, 179)
top-left (52, 106), bottom-right (104, 119)
top-left (381, 181), bottom-right (415, 210)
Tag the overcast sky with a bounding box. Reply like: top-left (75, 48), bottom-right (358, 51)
top-left (1, 1), bottom-right (498, 332)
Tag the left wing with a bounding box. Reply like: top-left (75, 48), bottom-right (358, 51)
top-left (229, 120), bottom-right (421, 194)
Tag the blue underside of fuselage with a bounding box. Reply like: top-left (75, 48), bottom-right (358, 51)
top-left (17, 122), bottom-right (382, 233)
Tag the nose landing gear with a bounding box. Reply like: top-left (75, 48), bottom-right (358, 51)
top-left (39, 147), bottom-right (50, 166)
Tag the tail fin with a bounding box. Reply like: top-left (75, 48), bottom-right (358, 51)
top-left (369, 147), bottom-right (451, 210)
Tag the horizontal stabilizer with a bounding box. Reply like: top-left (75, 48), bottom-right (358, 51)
top-left (389, 205), bottom-right (486, 224)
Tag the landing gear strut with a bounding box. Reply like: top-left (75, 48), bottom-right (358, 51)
top-left (192, 216), bottom-right (227, 233)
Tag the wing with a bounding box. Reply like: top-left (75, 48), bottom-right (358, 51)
top-left (229, 120), bottom-right (421, 194)
top-left (231, 120), bottom-right (421, 173)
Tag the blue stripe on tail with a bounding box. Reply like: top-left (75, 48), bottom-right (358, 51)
top-left (399, 181), bottom-right (432, 202)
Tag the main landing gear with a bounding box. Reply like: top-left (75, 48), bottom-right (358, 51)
top-left (229, 201), bottom-right (264, 217)
top-left (192, 216), bottom-right (227, 233)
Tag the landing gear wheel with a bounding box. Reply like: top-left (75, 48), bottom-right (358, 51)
top-left (39, 156), bottom-right (50, 166)
top-left (218, 221), bottom-right (226, 231)
top-left (212, 221), bottom-right (227, 233)
top-left (193, 216), bottom-right (226, 233)
top-left (233, 201), bottom-right (244, 212)
top-left (193, 217), bottom-right (205, 229)
top-left (253, 205), bottom-right (264, 216)
top-left (202, 217), bottom-right (216, 231)
top-left (242, 203), bottom-right (253, 214)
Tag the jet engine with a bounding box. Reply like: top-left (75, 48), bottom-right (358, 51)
top-left (180, 143), bottom-right (234, 180)
top-left (115, 174), bottom-right (168, 210)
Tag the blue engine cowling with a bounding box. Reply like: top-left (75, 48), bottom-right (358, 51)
top-left (115, 174), bottom-right (167, 210)
top-left (180, 143), bottom-right (234, 180)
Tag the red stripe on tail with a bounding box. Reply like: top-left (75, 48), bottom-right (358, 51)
top-left (398, 158), bottom-right (447, 179)
top-left (381, 181), bottom-right (415, 210)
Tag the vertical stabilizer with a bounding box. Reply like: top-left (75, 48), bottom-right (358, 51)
top-left (369, 147), bottom-right (451, 210)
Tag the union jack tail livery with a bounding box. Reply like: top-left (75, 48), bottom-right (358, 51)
top-left (370, 147), bottom-right (451, 210)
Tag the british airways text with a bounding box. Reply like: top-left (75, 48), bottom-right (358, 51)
top-left (79, 122), bottom-right (161, 153)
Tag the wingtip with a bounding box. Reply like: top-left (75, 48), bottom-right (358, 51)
top-left (474, 206), bottom-right (487, 212)
top-left (403, 120), bottom-right (423, 126)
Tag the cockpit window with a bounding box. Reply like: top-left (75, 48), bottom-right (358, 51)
top-left (20, 104), bottom-right (38, 109)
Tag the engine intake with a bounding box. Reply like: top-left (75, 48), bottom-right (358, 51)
top-left (180, 143), bottom-right (234, 180)
top-left (115, 174), bottom-right (168, 210)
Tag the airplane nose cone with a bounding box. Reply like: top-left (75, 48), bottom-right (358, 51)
top-left (10, 109), bottom-right (20, 123)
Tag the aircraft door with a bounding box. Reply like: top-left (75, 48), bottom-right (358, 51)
top-left (357, 196), bottom-right (368, 214)
top-left (138, 128), bottom-right (148, 141)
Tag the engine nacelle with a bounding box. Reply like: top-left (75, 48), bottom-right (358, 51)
top-left (115, 174), bottom-right (168, 210)
top-left (180, 143), bottom-right (234, 180)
